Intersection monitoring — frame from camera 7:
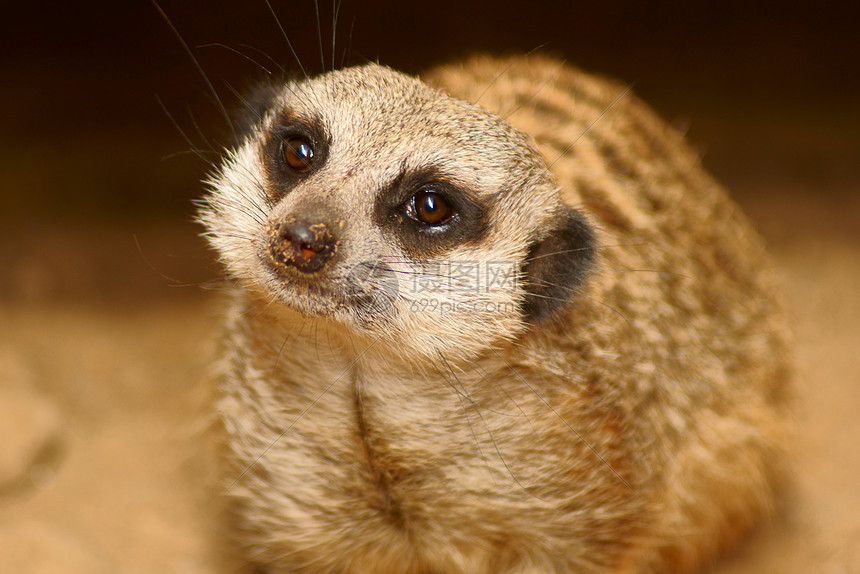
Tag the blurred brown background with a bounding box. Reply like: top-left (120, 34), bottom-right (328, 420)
top-left (1, 2), bottom-right (858, 573)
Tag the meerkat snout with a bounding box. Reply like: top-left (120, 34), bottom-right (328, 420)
top-left (266, 217), bottom-right (338, 274)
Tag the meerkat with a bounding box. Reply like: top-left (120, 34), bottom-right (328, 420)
top-left (198, 54), bottom-right (791, 573)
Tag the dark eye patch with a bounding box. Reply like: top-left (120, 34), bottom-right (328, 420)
top-left (373, 167), bottom-right (489, 259)
top-left (261, 115), bottom-right (329, 198)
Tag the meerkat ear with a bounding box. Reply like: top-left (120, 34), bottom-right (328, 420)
top-left (521, 207), bottom-right (596, 322)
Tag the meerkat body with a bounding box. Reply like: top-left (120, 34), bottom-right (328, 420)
top-left (199, 55), bottom-right (790, 573)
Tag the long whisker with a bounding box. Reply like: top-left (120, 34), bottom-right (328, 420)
top-left (437, 353), bottom-right (546, 498)
top-left (263, 0), bottom-right (308, 79)
top-left (332, 0), bottom-right (343, 71)
top-left (198, 42), bottom-right (274, 76)
top-left (434, 352), bottom-right (493, 480)
top-left (154, 95), bottom-right (217, 169)
top-left (343, 15), bottom-right (356, 68)
top-left (151, 1), bottom-right (238, 143)
top-left (313, 0), bottom-right (325, 72)
top-left (547, 83), bottom-right (634, 171)
top-left (489, 347), bottom-right (634, 491)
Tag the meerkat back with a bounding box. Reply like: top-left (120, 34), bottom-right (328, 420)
top-left (200, 54), bottom-right (790, 573)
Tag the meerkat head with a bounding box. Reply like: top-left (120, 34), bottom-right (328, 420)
top-left (198, 63), bottom-right (595, 361)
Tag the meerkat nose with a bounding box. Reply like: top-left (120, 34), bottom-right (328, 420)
top-left (268, 218), bottom-right (337, 274)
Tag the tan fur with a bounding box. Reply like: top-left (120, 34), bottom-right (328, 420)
top-left (199, 54), bottom-right (791, 573)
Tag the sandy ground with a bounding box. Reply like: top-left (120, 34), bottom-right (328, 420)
top-left (0, 184), bottom-right (858, 573)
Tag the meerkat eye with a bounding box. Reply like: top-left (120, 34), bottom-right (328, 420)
top-left (282, 137), bottom-right (315, 172)
top-left (407, 189), bottom-right (456, 226)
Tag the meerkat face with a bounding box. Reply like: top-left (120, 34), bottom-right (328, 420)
top-left (199, 64), bottom-right (595, 360)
